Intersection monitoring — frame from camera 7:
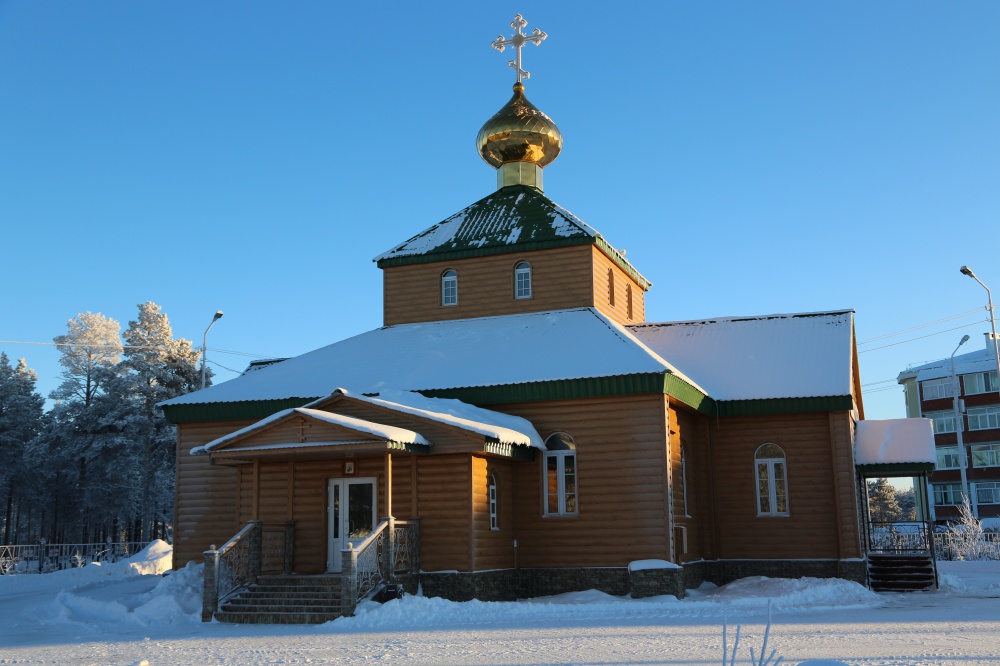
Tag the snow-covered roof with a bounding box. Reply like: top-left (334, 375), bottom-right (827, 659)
top-left (312, 389), bottom-right (543, 448)
top-left (628, 310), bottom-right (855, 401)
top-left (193, 407), bottom-right (429, 454)
top-left (854, 418), bottom-right (935, 466)
top-left (161, 308), bottom-right (701, 408)
top-left (899, 346), bottom-right (1000, 384)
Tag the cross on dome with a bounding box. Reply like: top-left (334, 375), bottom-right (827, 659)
top-left (490, 14), bottom-right (547, 83)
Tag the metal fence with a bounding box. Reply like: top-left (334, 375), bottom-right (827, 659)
top-left (0, 540), bottom-right (153, 575)
top-left (933, 532), bottom-right (1000, 561)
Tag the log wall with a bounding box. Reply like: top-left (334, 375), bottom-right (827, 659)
top-left (173, 419), bottom-right (255, 569)
top-left (470, 455), bottom-right (516, 571)
top-left (709, 411), bottom-right (861, 559)
top-left (590, 246), bottom-right (646, 325)
top-left (492, 394), bottom-right (671, 568)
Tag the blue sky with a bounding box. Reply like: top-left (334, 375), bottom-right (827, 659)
top-left (2, 2), bottom-right (998, 420)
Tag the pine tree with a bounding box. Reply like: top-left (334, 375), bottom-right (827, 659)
top-left (0, 353), bottom-right (45, 544)
top-left (51, 312), bottom-right (122, 407)
top-left (867, 478), bottom-right (902, 523)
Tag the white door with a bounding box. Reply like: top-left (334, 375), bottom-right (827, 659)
top-left (327, 477), bottom-right (378, 573)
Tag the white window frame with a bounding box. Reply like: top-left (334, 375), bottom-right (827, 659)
top-left (514, 262), bottom-right (532, 300)
top-left (754, 443), bottom-right (789, 517)
top-left (968, 406), bottom-right (1000, 431)
top-left (936, 446), bottom-right (962, 470)
top-left (441, 270), bottom-right (458, 307)
top-left (976, 482), bottom-right (1000, 505)
top-left (921, 377), bottom-right (958, 400)
top-left (964, 371), bottom-right (998, 396)
top-left (488, 474), bottom-right (499, 530)
top-left (972, 443), bottom-right (1000, 468)
top-left (543, 433), bottom-right (578, 517)
top-left (933, 483), bottom-right (965, 506)
top-left (925, 410), bottom-right (959, 434)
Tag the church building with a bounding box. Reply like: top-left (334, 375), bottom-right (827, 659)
top-left (160, 16), bottom-right (907, 623)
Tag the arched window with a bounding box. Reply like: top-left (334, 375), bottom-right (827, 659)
top-left (543, 432), bottom-right (577, 516)
top-left (680, 443), bottom-right (689, 516)
top-left (488, 474), bottom-right (499, 530)
top-left (754, 443), bottom-right (789, 517)
top-left (608, 268), bottom-right (615, 307)
top-left (515, 261), bottom-right (532, 299)
top-left (626, 284), bottom-right (633, 320)
top-left (441, 270), bottom-right (457, 306)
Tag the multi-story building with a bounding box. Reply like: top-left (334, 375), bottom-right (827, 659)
top-left (898, 334), bottom-right (1000, 523)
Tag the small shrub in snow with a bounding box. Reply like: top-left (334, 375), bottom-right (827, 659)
top-left (722, 601), bottom-right (783, 666)
top-left (948, 496), bottom-right (985, 561)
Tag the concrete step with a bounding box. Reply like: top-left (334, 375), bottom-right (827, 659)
top-left (215, 610), bottom-right (343, 624)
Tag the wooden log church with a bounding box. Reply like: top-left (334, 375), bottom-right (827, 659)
top-left (161, 15), bottom-right (900, 623)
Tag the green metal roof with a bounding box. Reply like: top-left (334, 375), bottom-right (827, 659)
top-left (374, 185), bottom-right (652, 290)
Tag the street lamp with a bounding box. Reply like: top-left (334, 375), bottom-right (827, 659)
top-left (950, 334), bottom-right (971, 504)
top-left (201, 310), bottom-right (224, 390)
top-left (960, 265), bottom-right (1000, 396)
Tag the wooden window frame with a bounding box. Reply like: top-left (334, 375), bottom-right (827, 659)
top-left (514, 261), bottom-right (532, 300)
top-left (626, 283), bottom-right (633, 320)
top-left (441, 269), bottom-right (458, 307)
top-left (754, 443), bottom-right (789, 517)
top-left (542, 433), bottom-right (578, 517)
top-left (607, 268), bottom-right (615, 307)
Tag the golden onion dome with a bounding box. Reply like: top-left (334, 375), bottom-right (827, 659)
top-left (476, 82), bottom-right (562, 168)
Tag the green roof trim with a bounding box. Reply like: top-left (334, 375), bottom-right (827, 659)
top-left (714, 395), bottom-right (855, 417)
top-left (374, 185), bottom-right (651, 290)
top-left (161, 382), bottom-right (854, 426)
top-left (419, 372), bottom-right (713, 414)
top-left (856, 462), bottom-right (935, 474)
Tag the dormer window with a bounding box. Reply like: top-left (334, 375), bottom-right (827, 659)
top-left (626, 284), bottom-right (633, 320)
top-left (515, 261), bottom-right (532, 299)
top-left (608, 268), bottom-right (615, 307)
top-left (441, 270), bottom-right (458, 306)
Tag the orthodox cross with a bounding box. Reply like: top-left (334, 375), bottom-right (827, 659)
top-left (491, 14), bottom-right (547, 83)
top-left (291, 417), bottom-right (311, 443)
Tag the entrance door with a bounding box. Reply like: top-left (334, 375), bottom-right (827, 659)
top-left (327, 477), bottom-right (378, 572)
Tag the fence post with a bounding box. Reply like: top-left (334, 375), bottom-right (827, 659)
top-left (341, 545), bottom-right (358, 616)
top-left (248, 520), bottom-right (263, 583)
top-left (382, 516), bottom-right (395, 582)
top-left (202, 546), bottom-right (220, 622)
top-left (409, 517), bottom-right (421, 574)
top-left (283, 521), bottom-right (295, 575)
top-left (38, 539), bottom-right (45, 574)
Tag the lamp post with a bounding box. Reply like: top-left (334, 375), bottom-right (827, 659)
top-left (201, 310), bottom-right (224, 390)
top-left (960, 266), bottom-right (1000, 394)
top-left (950, 335), bottom-right (971, 506)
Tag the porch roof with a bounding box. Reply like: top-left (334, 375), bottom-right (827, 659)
top-left (193, 407), bottom-right (430, 455)
top-left (855, 418), bottom-right (936, 473)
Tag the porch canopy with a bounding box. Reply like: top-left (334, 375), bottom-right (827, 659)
top-left (854, 418), bottom-right (936, 475)
top-left (193, 407), bottom-right (432, 462)
top-left (192, 387), bottom-right (544, 463)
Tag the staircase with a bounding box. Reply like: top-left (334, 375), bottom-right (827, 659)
top-left (867, 554), bottom-right (937, 592)
top-left (215, 575), bottom-right (345, 624)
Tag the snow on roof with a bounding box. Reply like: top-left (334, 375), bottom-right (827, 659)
top-left (193, 407), bottom-right (429, 454)
top-left (311, 389), bottom-right (543, 448)
top-left (372, 186), bottom-right (598, 264)
top-left (628, 310), bottom-right (855, 401)
top-left (162, 308), bottom-right (700, 408)
top-left (854, 418), bottom-right (935, 466)
top-left (900, 347), bottom-right (1000, 384)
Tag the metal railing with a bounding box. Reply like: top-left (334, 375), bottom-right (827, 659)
top-left (0, 540), bottom-right (153, 575)
top-left (340, 516), bottom-right (420, 617)
top-left (201, 520), bottom-right (296, 621)
top-left (867, 521), bottom-right (934, 555)
top-left (934, 531), bottom-right (1000, 561)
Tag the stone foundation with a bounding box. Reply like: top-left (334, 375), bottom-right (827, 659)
top-left (415, 559), bottom-right (866, 603)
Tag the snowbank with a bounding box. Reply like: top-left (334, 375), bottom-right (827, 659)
top-left (938, 560), bottom-right (1000, 597)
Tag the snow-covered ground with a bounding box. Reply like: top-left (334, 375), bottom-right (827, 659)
top-left (1, 542), bottom-right (999, 665)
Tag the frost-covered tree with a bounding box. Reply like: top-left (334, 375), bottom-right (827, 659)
top-left (100, 302), bottom-right (203, 540)
top-left (51, 312), bottom-right (123, 407)
top-left (948, 495), bottom-right (984, 561)
top-left (0, 353), bottom-right (45, 543)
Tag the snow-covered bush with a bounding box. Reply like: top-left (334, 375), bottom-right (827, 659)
top-left (947, 495), bottom-right (984, 561)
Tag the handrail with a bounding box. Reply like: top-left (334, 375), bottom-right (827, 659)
top-left (218, 522), bottom-right (256, 557)
top-left (344, 520), bottom-right (388, 554)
